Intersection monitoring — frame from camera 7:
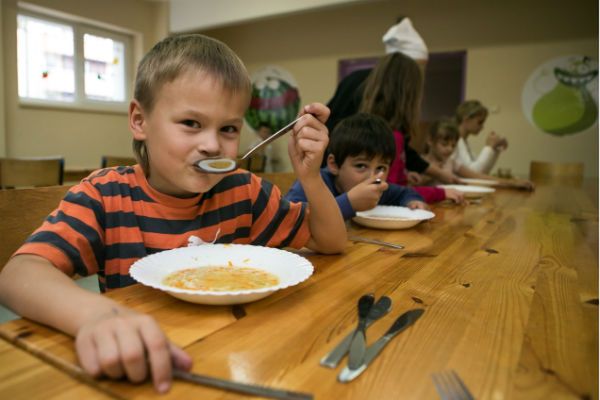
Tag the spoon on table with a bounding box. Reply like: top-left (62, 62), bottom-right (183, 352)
top-left (196, 115), bottom-right (304, 174)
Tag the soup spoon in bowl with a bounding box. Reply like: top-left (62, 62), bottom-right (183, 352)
top-left (196, 115), bottom-right (304, 174)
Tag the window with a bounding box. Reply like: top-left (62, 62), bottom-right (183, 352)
top-left (17, 5), bottom-right (133, 112)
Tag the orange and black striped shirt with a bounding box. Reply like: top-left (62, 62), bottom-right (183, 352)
top-left (14, 165), bottom-right (310, 291)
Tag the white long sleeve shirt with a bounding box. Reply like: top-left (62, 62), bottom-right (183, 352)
top-left (452, 137), bottom-right (499, 174)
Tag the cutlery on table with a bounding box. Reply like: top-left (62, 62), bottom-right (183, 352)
top-left (431, 370), bottom-right (474, 400)
top-left (173, 368), bottom-right (313, 400)
top-left (338, 308), bottom-right (425, 383)
top-left (320, 296), bottom-right (392, 368)
top-left (346, 294), bottom-right (375, 370)
top-left (349, 236), bottom-right (405, 250)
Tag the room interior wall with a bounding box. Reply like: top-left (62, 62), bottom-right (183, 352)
top-left (200, 0), bottom-right (598, 177)
top-left (0, 3), bottom-right (5, 157)
top-left (1, 0), bottom-right (597, 178)
top-left (1, 0), bottom-right (169, 170)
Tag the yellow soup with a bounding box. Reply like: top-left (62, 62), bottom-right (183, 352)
top-left (163, 266), bottom-right (279, 291)
top-left (208, 160), bottom-right (233, 169)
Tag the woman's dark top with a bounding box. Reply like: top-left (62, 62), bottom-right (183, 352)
top-left (325, 68), bottom-right (429, 173)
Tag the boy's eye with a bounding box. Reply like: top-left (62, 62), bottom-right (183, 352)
top-left (181, 120), bottom-right (200, 129)
top-left (376, 166), bottom-right (388, 173)
top-left (354, 163), bottom-right (368, 170)
top-left (221, 126), bottom-right (240, 136)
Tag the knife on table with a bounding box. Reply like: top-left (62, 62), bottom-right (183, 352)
top-left (173, 369), bottom-right (313, 400)
top-left (349, 236), bottom-right (405, 250)
top-left (320, 296), bottom-right (392, 368)
top-left (338, 308), bottom-right (425, 383)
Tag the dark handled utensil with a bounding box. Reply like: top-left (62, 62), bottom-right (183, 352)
top-left (173, 369), bottom-right (313, 400)
top-left (338, 308), bottom-right (425, 383)
top-left (196, 115), bottom-right (304, 173)
top-left (320, 296), bottom-right (392, 368)
top-left (347, 294), bottom-right (375, 370)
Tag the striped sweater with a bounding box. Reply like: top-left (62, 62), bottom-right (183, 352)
top-left (14, 165), bottom-right (310, 291)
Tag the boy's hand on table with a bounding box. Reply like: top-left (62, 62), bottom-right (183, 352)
top-left (76, 307), bottom-right (192, 393)
top-left (348, 174), bottom-right (388, 212)
top-left (407, 200), bottom-right (429, 210)
top-left (507, 178), bottom-right (535, 191)
top-left (288, 103), bottom-right (330, 181)
top-left (444, 188), bottom-right (467, 204)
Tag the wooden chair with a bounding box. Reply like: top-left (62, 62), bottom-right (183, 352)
top-left (238, 154), bottom-right (267, 173)
top-left (0, 185), bottom-right (71, 270)
top-left (0, 157), bottom-right (64, 189)
top-left (101, 155), bottom-right (137, 168)
top-left (256, 172), bottom-right (297, 195)
top-left (529, 161), bottom-right (584, 186)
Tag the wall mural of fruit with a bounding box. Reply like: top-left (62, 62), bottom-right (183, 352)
top-left (522, 55), bottom-right (598, 136)
top-left (245, 66), bottom-right (300, 134)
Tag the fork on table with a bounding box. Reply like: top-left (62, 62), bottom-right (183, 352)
top-left (431, 370), bottom-right (475, 400)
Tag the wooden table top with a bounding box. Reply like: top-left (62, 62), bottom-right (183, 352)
top-left (0, 183), bottom-right (597, 399)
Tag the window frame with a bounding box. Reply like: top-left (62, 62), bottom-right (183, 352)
top-left (17, 2), bottom-right (141, 114)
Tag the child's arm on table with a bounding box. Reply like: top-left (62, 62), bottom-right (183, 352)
top-left (0, 254), bottom-right (191, 393)
top-left (424, 163), bottom-right (461, 184)
top-left (288, 103), bottom-right (347, 254)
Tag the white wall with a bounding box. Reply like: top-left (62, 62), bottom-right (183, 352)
top-left (200, 0), bottom-right (598, 177)
top-left (465, 39), bottom-right (598, 178)
top-left (170, 0), bottom-right (367, 32)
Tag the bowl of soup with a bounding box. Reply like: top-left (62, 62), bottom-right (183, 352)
top-left (129, 244), bottom-right (314, 305)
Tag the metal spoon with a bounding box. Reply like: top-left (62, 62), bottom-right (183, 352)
top-left (196, 115), bottom-right (304, 173)
top-left (347, 294), bottom-right (375, 370)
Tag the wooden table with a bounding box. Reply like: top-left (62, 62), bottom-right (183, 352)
top-left (0, 183), bottom-right (597, 399)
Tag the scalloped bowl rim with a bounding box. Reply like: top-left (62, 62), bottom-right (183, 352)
top-left (355, 205), bottom-right (435, 221)
top-left (129, 244), bottom-right (314, 299)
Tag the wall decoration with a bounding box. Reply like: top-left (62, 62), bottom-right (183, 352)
top-left (245, 66), bottom-right (300, 134)
top-left (522, 55), bottom-right (598, 136)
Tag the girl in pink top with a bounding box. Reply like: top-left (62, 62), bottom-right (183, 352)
top-left (358, 52), bottom-right (463, 203)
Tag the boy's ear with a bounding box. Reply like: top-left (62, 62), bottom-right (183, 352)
top-left (129, 100), bottom-right (147, 141)
top-left (326, 154), bottom-right (340, 175)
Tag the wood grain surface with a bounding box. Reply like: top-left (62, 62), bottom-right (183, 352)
top-left (0, 184), bottom-right (597, 399)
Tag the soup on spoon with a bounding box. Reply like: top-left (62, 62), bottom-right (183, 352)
top-left (196, 115), bottom-right (304, 173)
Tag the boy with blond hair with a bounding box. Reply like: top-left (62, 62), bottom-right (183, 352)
top-left (0, 34), bottom-right (346, 393)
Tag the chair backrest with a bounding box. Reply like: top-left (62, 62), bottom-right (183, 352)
top-left (0, 185), bottom-right (71, 270)
top-left (238, 154), bottom-right (267, 173)
top-left (256, 172), bottom-right (297, 195)
top-left (101, 156), bottom-right (137, 168)
top-left (0, 157), bottom-right (64, 189)
top-left (529, 161), bottom-right (584, 186)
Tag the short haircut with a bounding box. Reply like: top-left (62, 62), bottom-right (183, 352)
top-left (328, 113), bottom-right (396, 166)
top-left (132, 34), bottom-right (251, 173)
top-left (455, 100), bottom-right (488, 123)
top-left (429, 117), bottom-right (460, 143)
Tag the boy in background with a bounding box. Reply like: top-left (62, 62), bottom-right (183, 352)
top-left (286, 113), bottom-right (427, 218)
top-left (0, 34), bottom-right (346, 393)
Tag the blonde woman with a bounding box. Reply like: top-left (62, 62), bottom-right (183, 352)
top-left (453, 100), bottom-right (508, 173)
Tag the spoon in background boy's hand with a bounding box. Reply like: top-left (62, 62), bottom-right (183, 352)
top-left (196, 115), bottom-right (304, 174)
top-left (347, 173), bottom-right (388, 212)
